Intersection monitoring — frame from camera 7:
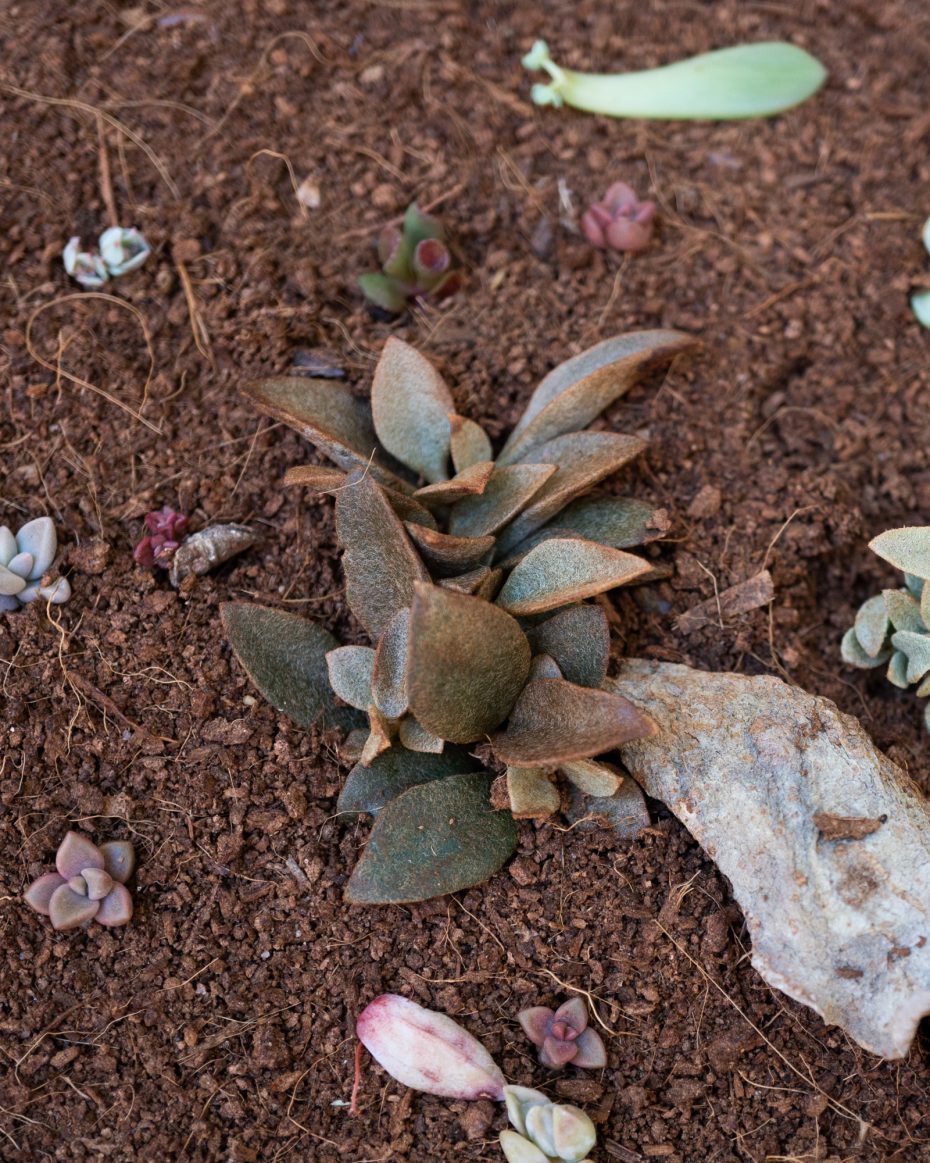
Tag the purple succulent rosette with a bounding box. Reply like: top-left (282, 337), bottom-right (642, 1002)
top-left (517, 996), bottom-right (607, 1069)
top-left (24, 831), bottom-right (135, 930)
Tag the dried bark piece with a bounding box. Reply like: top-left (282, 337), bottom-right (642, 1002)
top-left (526, 605), bottom-right (610, 689)
top-left (448, 465), bottom-right (556, 539)
top-left (813, 813), bottom-right (885, 841)
top-left (168, 524), bottom-right (258, 587)
top-left (675, 569), bottom-right (774, 633)
top-left (611, 658), bottom-right (930, 1059)
top-left (497, 538), bottom-right (651, 616)
top-left (371, 337), bottom-right (455, 483)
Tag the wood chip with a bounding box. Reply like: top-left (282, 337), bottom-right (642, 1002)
top-left (675, 569), bottom-right (774, 632)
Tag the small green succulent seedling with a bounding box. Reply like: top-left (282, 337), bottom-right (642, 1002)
top-left (24, 831), bottom-right (135, 930)
top-left (842, 527), bottom-right (930, 730)
top-left (359, 203), bottom-right (462, 315)
top-left (518, 997), bottom-right (606, 1070)
top-left (223, 330), bottom-right (695, 903)
top-left (0, 517), bottom-right (71, 611)
top-left (522, 39), bottom-right (826, 120)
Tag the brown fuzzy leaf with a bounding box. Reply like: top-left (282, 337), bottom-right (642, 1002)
top-left (326, 645), bottom-right (376, 710)
top-left (283, 464), bottom-right (347, 491)
top-left (497, 330), bottom-right (695, 464)
top-left (450, 413), bottom-right (493, 472)
top-left (496, 538), bottom-right (652, 616)
top-left (447, 464), bottom-right (556, 539)
top-left (439, 567), bottom-right (503, 601)
top-left (566, 778), bottom-right (650, 840)
top-left (528, 653), bottom-right (563, 680)
top-left (499, 495), bottom-right (670, 567)
top-left (492, 679), bottom-right (654, 766)
top-left (404, 523), bottom-right (495, 575)
top-left (407, 583), bottom-right (532, 743)
top-left (371, 608), bottom-right (411, 720)
top-left (414, 461), bottom-right (495, 504)
top-left (335, 470), bottom-right (430, 638)
top-left (371, 337), bottom-right (455, 483)
top-left (526, 605), bottom-right (610, 688)
top-left (507, 766), bottom-right (561, 819)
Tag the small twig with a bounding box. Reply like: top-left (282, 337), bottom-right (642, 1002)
top-left (350, 1041), bottom-right (363, 1115)
top-left (95, 112), bottom-right (119, 228)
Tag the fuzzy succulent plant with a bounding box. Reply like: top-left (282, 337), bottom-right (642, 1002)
top-left (359, 203), bottom-right (462, 315)
top-left (223, 330), bottom-right (694, 903)
top-left (842, 526), bottom-right (930, 731)
top-left (24, 831), bottom-right (135, 930)
top-left (0, 516), bottom-right (71, 611)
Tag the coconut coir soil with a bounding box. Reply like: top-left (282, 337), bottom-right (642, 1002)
top-left (2, 1), bottom-right (930, 1159)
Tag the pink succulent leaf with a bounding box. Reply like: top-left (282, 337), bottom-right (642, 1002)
top-left (67, 874), bottom-right (89, 895)
top-left (24, 872), bottom-right (66, 915)
top-left (95, 883), bottom-right (134, 926)
top-left (552, 996), bottom-right (589, 1035)
top-left (132, 536), bottom-right (156, 567)
top-left (144, 506), bottom-right (188, 539)
top-left (83, 868), bottom-right (114, 901)
top-left (56, 831), bottom-right (104, 879)
top-left (100, 840), bottom-right (136, 884)
top-left (571, 1026), bottom-right (607, 1069)
top-left (357, 993), bottom-right (505, 1101)
top-left (605, 219), bottom-right (652, 253)
top-left (580, 209), bottom-right (607, 248)
top-left (517, 1006), bottom-right (554, 1047)
top-left (48, 884), bottom-right (100, 930)
top-left (583, 181), bottom-right (657, 253)
top-left (540, 1034), bottom-right (579, 1068)
top-left (602, 181), bottom-right (639, 210)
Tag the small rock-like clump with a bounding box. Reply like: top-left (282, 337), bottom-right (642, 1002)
top-left (24, 831), bottom-right (135, 930)
top-left (0, 517), bottom-right (71, 611)
top-left (517, 997), bottom-right (606, 1069)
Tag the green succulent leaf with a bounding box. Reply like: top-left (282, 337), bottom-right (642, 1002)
top-left (853, 593), bottom-right (890, 658)
top-left (371, 608), bottom-right (411, 720)
top-left (497, 538), bottom-right (652, 616)
top-left (916, 672), bottom-right (930, 698)
top-left (414, 461), bottom-right (495, 504)
top-left (326, 645), bottom-right (376, 710)
top-left (509, 495), bottom-right (670, 562)
top-left (447, 464), bottom-right (556, 538)
top-left (565, 777), bottom-right (650, 840)
top-left (922, 582), bottom-right (930, 631)
top-left (840, 627), bottom-right (890, 669)
top-left (403, 203), bottom-right (445, 245)
top-left (407, 583), bottom-right (532, 743)
top-left (883, 589), bottom-right (924, 635)
top-left (404, 523), bottom-right (496, 575)
top-left (888, 649), bottom-right (910, 688)
top-left (371, 337), bottom-right (455, 483)
top-left (358, 272), bottom-right (410, 314)
top-left (335, 470), bottom-right (430, 639)
top-left (498, 330), bottom-right (695, 465)
top-left (439, 565), bottom-right (501, 599)
top-left (337, 745), bottom-right (479, 816)
top-left (905, 573), bottom-right (925, 599)
top-left (398, 716), bottom-right (446, 753)
top-left (221, 602), bottom-right (362, 732)
top-left (345, 773), bottom-right (517, 903)
top-left (506, 766), bottom-right (561, 819)
top-left (560, 758), bottom-right (623, 797)
top-left (493, 678), bottom-right (654, 766)
top-left (450, 414), bottom-right (493, 472)
top-left (890, 630), bottom-right (930, 684)
top-left (526, 604), bottom-right (610, 688)
top-left (869, 527), bottom-right (930, 581)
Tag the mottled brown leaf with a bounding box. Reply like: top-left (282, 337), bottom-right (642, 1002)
top-left (676, 569), bottom-right (775, 633)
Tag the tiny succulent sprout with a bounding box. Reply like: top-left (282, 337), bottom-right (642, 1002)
top-left (98, 226), bottom-right (151, 276)
top-left (502, 1085), bottom-right (597, 1163)
top-left (63, 237), bottom-right (109, 288)
top-left (581, 182), bottom-right (656, 254)
top-left (133, 506), bottom-right (189, 569)
top-left (359, 203), bottom-right (463, 315)
top-left (0, 516), bottom-right (71, 611)
top-left (518, 996), bottom-right (607, 1069)
top-left (24, 831), bottom-right (135, 930)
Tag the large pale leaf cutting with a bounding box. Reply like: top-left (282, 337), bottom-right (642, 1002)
top-left (337, 744), bottom-right (479, 815)
top-left (496, 538), bottom-right (652, 615)
top-left (371, 337), bottom-right (455, 483)
top-left (407, 583), bottom-right (531, 742)
top-left (345, 773), bottom-right (517, 902)
top-left (221, 603), bottom-right (362, 731)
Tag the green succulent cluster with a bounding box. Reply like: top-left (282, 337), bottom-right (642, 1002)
top-left (222, 330), bottom-right (694, 903)
top-left (359, 203), bottom-right (462, 315)
top-left (842, 526), bottom-right (930, 731)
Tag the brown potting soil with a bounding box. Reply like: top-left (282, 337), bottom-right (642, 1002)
top-left (2, 1), bottom-right (930, 1159)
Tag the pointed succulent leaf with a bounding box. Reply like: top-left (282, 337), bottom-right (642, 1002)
top-left (56, 831), bottom-right (104, 879)
top-left (371, 608), bottom-right (411, 719)
top-left (0, 564), bottom-right (26, 596)
top-left (358, 272), bottom-right (410, 315)
top-left (916, 671), bottom-right (930, 697)
top-left (526, 605), bottom-right (610, 688)
top-left (413, 460), bottom-right (495, 504)
top-left (507, 766), bottom-right (561, 819)
top-left (541, 1035), bottom-right (579, 1067)
top-left (384, 490), bottom-right (440, 531)
top-left (440, 566), bottom-right (495, 596)
top-left (571, 1027), bottom-right (607, 1069)
top-left (560, 759), bottom-right (623, 797)
top-left (448, 465), bottom-right (557, 538)
top-left (504, 1085), bottom-right (551, 1136)
top-left (883, 589), bottom-right (924, 634)
top-left (345, 772), bottom-right (517, 903)
top-left (552, 996), bottom-right (589, 1033)
top-left (221, 602), bottom-right (361, 731)
top-left (7, 551), bottom-right (34, 578)
top-left (450, 413), bottom-right (493, 473)
top-left (356, 992), bottom-right (505, 1101)
top-left (840, 627), bottom-right (890, 669)
top-left (15, 517), bottom-right (57, 578)
top-left (0, 526), bottom-right (16, 565)
top-left (335, 470), bottom-right (430, 639)
top-left (502, 496), bottom-right (670, 566)
top-left (359, 704), bottom-right (395, 766)
top-left (403, 203), bottom-right (445, 245)
top-left (82, 868), bottom-right (114, 900)
top-left (854, 593), bottom-right (891, 657)
top-left (95, 883), bottom-right (133, 926)
top-left (48, 884), bottom-right (100, 930)
top-left (545, 1103), bottom-right (597, 1162)
top-left (99, 840), bottom-right (135, 884)
top-left (398, 715), bottom-right (446, 753)
top-left (326, 646), bottom-right (376, 711)
top-left (497, 538), bottom-right (652, 616)
top-left (498, 330), bottom-right (694, 465)
top-left (890, 630), bottom-right (930, 684)
top-left (371, 337), bottom-right (455, 483)
top-left (499, 1129), bottom-right (551, 1163)
top-left (528, 653), bottom-right (563, 680)
top-left (337, 745), bottom-right (478, 815)
top-left (518, 1007), bottom-right (554, 1047)
top-left (24, 872), bottom-right (66, 915)
top-left (905, 573), bottom-right (925, 599)
top-left (566, 776), bottom-right (650, 839)
top-left (493, 679), bottom-right (654, 766)
top-left (407, 583), bottom-right (531, 742)
top-left (404, 523), bottom-right (495, 575)
top-left (870, 527), bottom-right (930, 580)
top-left (497, 432), bottom-right (648, 554)
top-left (282, 464), bottom-right (348, 491)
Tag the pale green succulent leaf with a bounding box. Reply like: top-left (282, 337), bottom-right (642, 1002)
top-left (852, 594), bottom-right (890, 658)
top-left (869, 527), bottom-right (930, 581)
top-left (890, 630), bottom-right (930, 684)
top-left (497, 538), bottom-right (652, 616)
top-left (560, 758), bottom-right (623, 797)
top-left (886, 650), bottom-right (910, 689)
top-left (450, 414), bottom-right (493, 473)
top-left (882, 589), bottom-right (924, 635)
top-left (326, 646), bottom-right (376, 711)
top-left (506, 766), bottom-right (561, 818)
top-left (398, 716), bottom-right (446, 753)
top-left (904, 573), bottom-right (925, 599)
top-left (371, 337), bottom-right (455, 483)
top-left (501, 495), bottom-right (670, 566)
top-left (358, 272), bottom-right (409, 314)
top-left (371, 608), bottom-right (411, 720)
top-left (840, 627), bottom-right (890, 670)
top-left (448, 464), bottom-right (556, 539)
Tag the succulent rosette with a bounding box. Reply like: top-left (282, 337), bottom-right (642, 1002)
top-left (0, 516), bottom-right (71, 611)
top-left (518, 997), bottom-right (606, 1069)
top-left (24, 831), bottom-right (135, 930)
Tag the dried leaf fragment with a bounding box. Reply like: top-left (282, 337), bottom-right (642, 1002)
top-left (675, 569), bottom-right (774, 633)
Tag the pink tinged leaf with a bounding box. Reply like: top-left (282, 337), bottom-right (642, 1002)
top-left (552, 996), bottom-right (589, 1035)
top-left (517, 1006), bottom-right (554, 1047)
top-left (82, 868), bottom-right (114, 900)
top-left (56, 831), bottom-right (104, 879)
top-left (95, 883), bottom-right (133, 926)
top-left (67, 875), bottom-right (88, 895)
top-left (24, 872), bottom-right (65, 915)
top-left (540, 1034), bottom-right (579, 1067)
top-left (571, 1027), bottom-right (607, 1069)
top-left (605, 218), bottom-right (652, 253)
top-left (356, 993), bottom-right (505, 1101)
top-left (100, 840), bottom-right (136, 884)
top-left (48, 884), bottom-right (100, 930)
